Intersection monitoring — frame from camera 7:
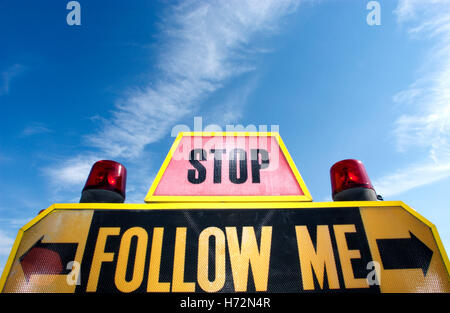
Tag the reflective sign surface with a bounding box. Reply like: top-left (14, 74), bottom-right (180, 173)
top-left (145, 132), bottom-right (312, 202)
top-left (1, 202), bottom-right (449, 293)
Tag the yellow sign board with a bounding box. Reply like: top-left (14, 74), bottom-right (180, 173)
top-left (1, 201), bottom-right (449, 293)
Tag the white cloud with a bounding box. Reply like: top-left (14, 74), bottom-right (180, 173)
top-left (0, 230), bottom-right (15, 275)
top-left (206, 75), bottom-right (259, 126)
top-left (0, 230), bottom-right (14, 256)
top-left (373, 161), bottom-right (450, 197)
top-left (46, 1), bottom-right (303, 193)
top-left (0, 152), bottom-right (11, 163)
top-left (84, 0), bottom-right (300, 159)
top-left (44, 155), bottom-right (100, 187)
top-left (375, 0), bottom-right (450, 197)
top-left (0, 217), bottom-right (31, 227)
top-left (395, 0), bottom-right (450, 23)
top-left (20, 123), bottom-right (52, 137)
top-left (0, 64), bottom-right (25, 96)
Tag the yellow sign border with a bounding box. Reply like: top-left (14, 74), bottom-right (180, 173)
top-left (1, 200), bottom-right (449, 293)
top-left (144, 132), bottom-right (313, 202)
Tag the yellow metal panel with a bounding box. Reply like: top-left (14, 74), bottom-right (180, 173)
top-left (1, 210), bottom-right (94, 293)
top-left (360, 205), bottom-right (450, 292)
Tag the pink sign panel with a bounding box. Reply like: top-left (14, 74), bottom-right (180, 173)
top-left (145, 133), bottom-right (311, 201)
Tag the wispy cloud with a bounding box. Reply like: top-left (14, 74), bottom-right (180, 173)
top-left (374, 161), bottom-right (450, 198)
top-left (206, 75), bottom-right (259, 126)
top-left (44, 154), bottom-right (101, 190)
top-left (46, 0), bottom-right (302, 193)
top-left (0, 230), bottom-right (15, 274)
top-left (0, 230), bottom-right (14, 256)
top-left (374, 0), bottom-right (450, 197)
top-left (20, 123), bottom-right (52, 137)
top-left (85, 0), bottom-right (300, 159)
top-left (0, 217), bottom-right (32, 227)
top-left (0, 64), bottom-right (25, 96)
top-left (0, 152), bottom-right (11, 164)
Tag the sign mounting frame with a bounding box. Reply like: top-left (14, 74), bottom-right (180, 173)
top-left (144, 132), bottom-right (313, 203)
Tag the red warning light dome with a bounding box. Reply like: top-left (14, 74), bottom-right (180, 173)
top-left (82, 160), bottom-right (127, 198)
top-left (330, 159), bottom-right (374, 197)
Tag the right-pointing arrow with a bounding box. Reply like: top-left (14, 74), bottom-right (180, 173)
top-left (376, 231), bottom-right (433, 276)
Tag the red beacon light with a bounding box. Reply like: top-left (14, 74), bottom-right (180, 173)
top-left (330, 159), bottom-right (378, 201)
top-left (80, 160), bottom-right (127, 203)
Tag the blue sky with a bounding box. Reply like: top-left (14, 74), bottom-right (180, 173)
top-left (1, 0), bottom-right (450, 273)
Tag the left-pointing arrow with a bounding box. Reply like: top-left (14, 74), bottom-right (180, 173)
top-left (19, 236), bottom-right (78, 282)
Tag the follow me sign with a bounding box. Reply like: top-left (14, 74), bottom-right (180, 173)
top-left (83, 208), bottom-right (375, 293)
top-left (1, 202), bottom-right (449, 293)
